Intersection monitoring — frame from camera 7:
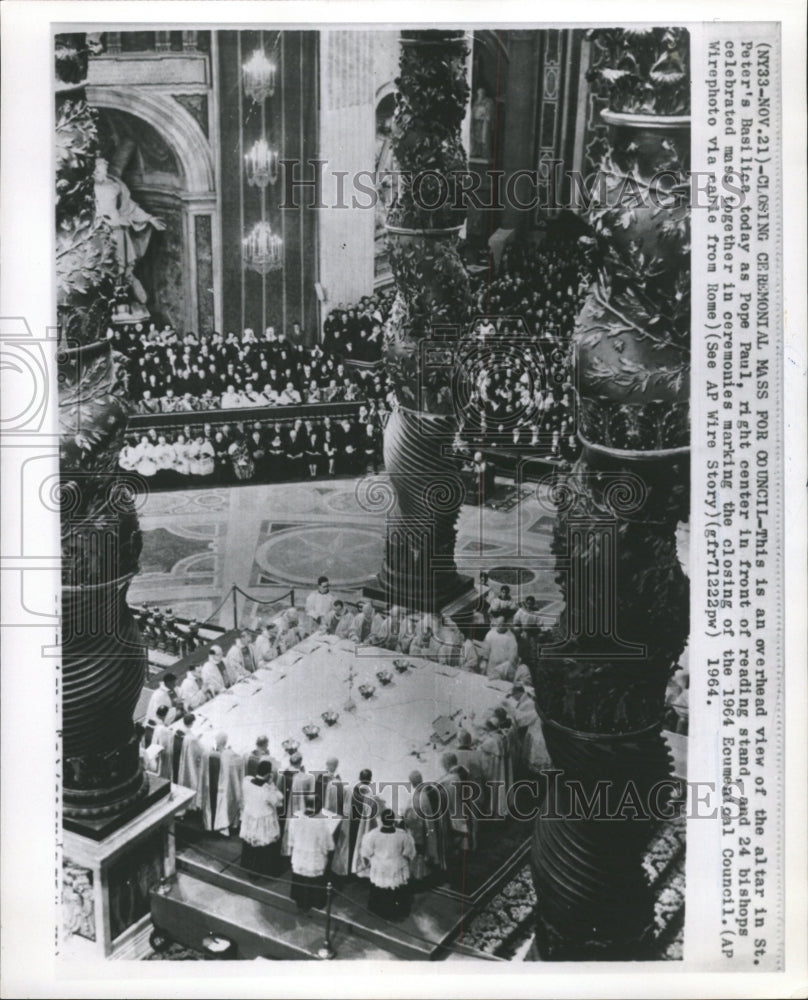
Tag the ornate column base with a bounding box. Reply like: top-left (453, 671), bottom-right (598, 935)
top-left (370, 407), bottom-right (474, 613)
top-left (531, 720), bottom-right (675, 960)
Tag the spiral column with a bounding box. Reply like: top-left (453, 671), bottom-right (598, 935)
top-left (55, 34), bottom-right (155, 827)
top-left (530, 28), bottom-right (691, 958)
top-left (372, 30), bottom-right (474, 613)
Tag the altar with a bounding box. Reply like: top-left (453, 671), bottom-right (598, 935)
top-left (178, 632), bottom-right (513, 809)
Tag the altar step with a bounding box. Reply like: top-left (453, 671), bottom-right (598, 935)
top-left (150, 846), bottom-right (503, 961)
top-left (150, 871), bottom-right (403, 960)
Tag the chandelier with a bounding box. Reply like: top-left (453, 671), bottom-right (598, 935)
top-left (242, 220), bottom-right (283, 275)
top-left (245, 137), bottom-right (279, 188)
top-left (243, 48), bottom-right (277, 103)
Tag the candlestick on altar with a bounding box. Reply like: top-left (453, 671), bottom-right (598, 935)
top-left (344, 661), bottom-right (357, 713)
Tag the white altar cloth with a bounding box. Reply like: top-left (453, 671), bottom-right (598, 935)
top-left (180, 633), bottom-right (511, 812)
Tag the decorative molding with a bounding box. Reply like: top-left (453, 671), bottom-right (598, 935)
top-left (87, 86), bottom-right (215, 194)
top-left (173, 93), bottom-right (209, 137)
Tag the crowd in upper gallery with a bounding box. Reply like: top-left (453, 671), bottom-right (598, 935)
top-left (114, 238), bottom-right (590, 481)
top-left (112, 287), bottom-right (396, 416)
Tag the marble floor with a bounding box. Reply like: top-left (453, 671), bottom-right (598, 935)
top-left (128, 475), bottom-right (563, 628)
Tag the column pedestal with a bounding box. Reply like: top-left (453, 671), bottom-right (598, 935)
top-left (61, 781), bottom-right (195, 960)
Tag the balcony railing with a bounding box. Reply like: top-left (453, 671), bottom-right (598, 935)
top-left (102, 30), bottom-right (210, 54)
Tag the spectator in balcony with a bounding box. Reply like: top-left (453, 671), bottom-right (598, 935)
top-left (173, 433), bottom-right (192, 477)
top-left (135, 434), bottom-right (158, 478)
top-left (188, 433), bottom-right (215, 479)
top-left (229, 428), bottom-right (254, 481)
top-left (322, 431), bottom-right (337, 476)
top-left (247, 428), bottom-right (267, 479)
top-left (304, 420), bottom-right (321, 478)
top-left (119, 436), bottom-right (141, 472)
top-left (221, 384), bottom-right (242, 409)
top-left (361, 420), bottom-right (381, 475)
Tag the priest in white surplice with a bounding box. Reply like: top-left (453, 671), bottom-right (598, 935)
top-left (288, 800), bottom-right (337, 911)
top-left (304, 576), bottom-right (334, 628)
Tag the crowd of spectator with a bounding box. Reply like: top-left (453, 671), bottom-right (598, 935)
top-left (119, 408), bottom-right (385, 485)
top-left (110, 317), bottom-right (394, 416)
top-left (472, 238), bottom-right (592, 342)
top-left (115, 237), bottom-right (592, 485)
top-left (321, 289), bottom-right (394, 358)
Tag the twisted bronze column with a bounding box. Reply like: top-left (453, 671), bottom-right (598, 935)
top-left (372, 30), bottom-right (474, 612)
top-left (55, 34), bottom-right (154, 826)
top-left (531, 27), bottom-right (691, 958)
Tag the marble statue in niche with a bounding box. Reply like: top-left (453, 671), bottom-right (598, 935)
top-left (470, 86), bottom-right (495, 160)
top-left (93, 156), bottom-right (165, 305)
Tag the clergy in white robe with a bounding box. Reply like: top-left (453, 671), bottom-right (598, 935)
top-left (177, 726), bottom-right (205, 812)
top-left (199, 732), bottom-right (244, 834)
top-left (362, 810), bottom-right (416, 919)
top-left (331, 772), bottom-right (384, 877)
top-left (459, 636), bottom-right (483, 673)
top-left (288, 809), bottom-right (336, 911)
top-left (409, 625), bottom-right (442, 659)
top-left (243, 736), bottom-right (280, 778)
top-left (304, 577), bottom-right (334, 628)
top-left (480, 619), bottom-right (519, 682)
top-left (435, 622), bottom-right (463, 666)
top-left (145, 675), bottom-right (179, 725)
top-left (278, 611), bottom-right (305, 651)
top-left (224, 632), bottom-right (255, 685)
top-left (280, 759), bottom-right (316, 855)
top-left (323, 601), bottom-right (354, 640)
top-left (178, 667), bottom-right (206, 711)
top-left (149, 707), bottom-right (174, 782)
top-left (200, 647), bottom-right (228, 698)
top-left (505, 685), bottom-right (551, 775)
top-left (437, 753), bottom-right (475, 856)
top-left (253, 624), bottom-right (281, 667)
top-left (239, 762), bottom-right (285, 876)
top-left (314, 758), bottom-right (341, 815)
top-left (478, 717), bottom-right (512, 820)
top-left (347, 602), bottom-right (380, 644)
top-left (401, 771), bottom-right (431, 881)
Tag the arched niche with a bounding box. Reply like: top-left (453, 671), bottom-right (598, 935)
top-left (88, 86), bottom-right (218, 334)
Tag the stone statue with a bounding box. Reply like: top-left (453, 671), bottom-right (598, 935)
top-left (470, 86), bottom-right (495, 160)
top-left (93, 157), bottom-right (165, 305)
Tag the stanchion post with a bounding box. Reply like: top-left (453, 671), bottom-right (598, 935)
top-left (290, 588), bottom-right (295, 608)
top-left (232, 586), bottom-right (238, 630)
top-left (317, 881), bottom-right (336, 959)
